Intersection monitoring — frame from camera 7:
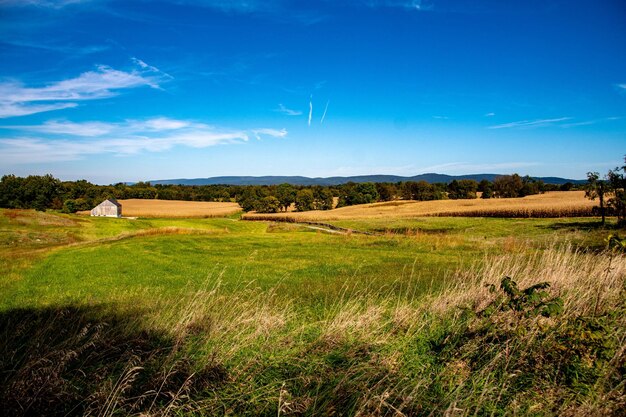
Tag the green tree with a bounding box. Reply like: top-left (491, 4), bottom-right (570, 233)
top-left (403, 181), bottom-right (441, 201)
top-left (375, 183), bottom-right (397, 201)
top-left (295, 189), bottom-right (315, 211)
top-left (337, 182), bottom-right (379, 207)
top-left (0, 175), bottom-right (25, 208)
top-left (585, 172), bottom-right (608, 225)
top-left (493, 174), bottom-right (524, 198)
top-left (447, 179), bottom-right (478, 199)
top-left (276, 183), bottom-right (297, 211)
top-left (313, 188), bottom-right (334, 210)
top-left (478, 179), bottom-right (494, 199)
top-left (236, 187), bottom-right (265, 212)
top-left (62, 199), bottom-right (78, 213)
top-left (519, 176), bottom-right (543, 197)
top-left (255, 196), bottom-right (281, 213)
top-left (23, 175), bottom-right (61, 211)
top-left (606, 158), bottom-right (626, 226)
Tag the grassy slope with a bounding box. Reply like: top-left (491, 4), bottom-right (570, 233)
top-left (1, 209), bottom-right (624, 416)
top-left (0, 211), bottom-right (610, 311)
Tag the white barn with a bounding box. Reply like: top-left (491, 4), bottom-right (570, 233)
top-left (90, 199), bottom-right (122, 217)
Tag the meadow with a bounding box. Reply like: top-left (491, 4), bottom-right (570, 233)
top-left (1, 206), bottom-right (624, 416)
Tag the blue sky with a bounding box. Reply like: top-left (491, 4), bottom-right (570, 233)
top-left (0, 0), bottom-right (624, 184)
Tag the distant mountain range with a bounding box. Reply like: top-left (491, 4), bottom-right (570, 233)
top-left (148, 173), bottom-right (585, 186)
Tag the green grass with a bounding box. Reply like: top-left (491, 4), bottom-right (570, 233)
top-left (0, 219), bottom-right (470, 310)
top-left (1, 209), bottom-right (624, 416)
top-left (2, 212), bottom-right (606, 311)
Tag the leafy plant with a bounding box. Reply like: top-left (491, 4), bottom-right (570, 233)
top-left (606, 233), bottom-right (626, 252)
top-left (484, 276), bottom-right (563, 318)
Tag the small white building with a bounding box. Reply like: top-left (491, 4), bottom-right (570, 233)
top-left (90, 199), bottom-right (122, 217)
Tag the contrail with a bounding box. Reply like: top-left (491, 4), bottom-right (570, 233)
top-left (320, 100), bottom-right (329, 124)
top-left (308, 95), bottom-right (313, 126)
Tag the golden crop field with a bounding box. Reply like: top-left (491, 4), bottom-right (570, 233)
top-left (100, 199), bottom-right (241, 218)
top-left (244, 191), bottom-right (596, 221)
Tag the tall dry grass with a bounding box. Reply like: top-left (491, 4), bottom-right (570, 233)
top-left (2, 245), bottom-right (624, 416)
top-left (145, 247), bottom-right (626, 415)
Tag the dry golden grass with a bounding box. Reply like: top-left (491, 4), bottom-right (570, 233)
top-left (244, 191), bottom-right (595, 221)
top-left (84, 199), bottom-right (242, 218)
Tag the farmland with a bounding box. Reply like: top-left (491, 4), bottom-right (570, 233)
top-left (1, 205), bottom-right (625, 416)
top-left (244, 191), bottom-right (595, 222)
top-left (81, 198), bottom-right (242, 218)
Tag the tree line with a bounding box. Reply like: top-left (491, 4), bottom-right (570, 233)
top-left (584, 156), bottom-right (626, 225)
top-left (0, 173), bottom-right (578, 214)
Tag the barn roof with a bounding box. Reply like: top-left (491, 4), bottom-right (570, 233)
top-left (98, 198), bottom-right (121, 207)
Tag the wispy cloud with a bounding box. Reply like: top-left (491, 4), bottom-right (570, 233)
top-left (3, 120), bottom-right (116, 136)
top-left (419, 161), bottom-right (541, 174)
top-left (0, 39), bottom-right (109, 55)
top-left (487, 117), bottom-right (572, 129)
top-left (484, 112), bottom-right (495, 117)
top-left (560, 116), bottom-right (623, 128)
top-left (320, 100), bottom-right (329, 124)
top-left (0, 60), bottom-right (169, 118)
top-left (0, 0), bottom-right (91, 7)
top-left (0, 102), bottom-right (79, 118)
top-left (131, 57), bottom-right (173, 80)
top-left (0, 117), bottom-right (287, 163)
top-left (2, 0), bottom-right (434, 13)
top-left (357, 0), bottom-right (433, 11)
top-left (275, 103), bottom-right (302, 116)
top-left (252, 128), bottom-right (287, 139)
top-left (308, 95), bottom-right (313, 127)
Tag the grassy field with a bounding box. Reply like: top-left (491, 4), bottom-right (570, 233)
top-left (244, 191), bottom-right (595, 221)
top-left (80, 198), bottom-right (242, 218)
top-left (1, 207), bottom-right (624, 416)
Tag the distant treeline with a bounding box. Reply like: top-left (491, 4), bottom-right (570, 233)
top-left (0, 174), bottom-right (580, 213)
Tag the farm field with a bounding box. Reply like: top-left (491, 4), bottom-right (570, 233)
top-left (244, 191), bottom-right (595, 221)
top-left (1, 208), bottom-right (624, 416)
top-left (81, 198), bottom-right (242, 218)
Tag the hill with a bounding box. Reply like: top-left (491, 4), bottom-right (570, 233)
top-left (149, 173), bottom-right (584, 186)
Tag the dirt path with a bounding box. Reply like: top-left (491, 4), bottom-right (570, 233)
top-left (305, 225), bottom-right (346, 234)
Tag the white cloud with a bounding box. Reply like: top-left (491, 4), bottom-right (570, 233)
top-left (0, 102), bottom-right (78, 118)
top-left (487, 117), bottom-right (572, 129)
top-left (419, 161), bottom-right (541, 174)
top-left (3, 120), bottom-right (115, 136)
top-left (320, 100), bottom-right (329, 124)
top-left (131, 57), bottom-right (173, 80)
top-left (308, 96), bottom-right (313, 126)
top-left (560, 116), bottom-right (623, 128)
top-left (484, 112), bottom-right (495, 117)
top-left (0, 62), bottom-right (168, 118)
top-left (275, 103), bottom-right (302, 116)
top-left (0, 117), bottom-right (287, 164)
top-left (252, 128), bottom-right (287, 139)
top-left (135, 117), bottom-right (192, 131)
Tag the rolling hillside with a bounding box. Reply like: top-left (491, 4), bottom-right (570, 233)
top-left (149, 173), bottom-right (584, 186)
